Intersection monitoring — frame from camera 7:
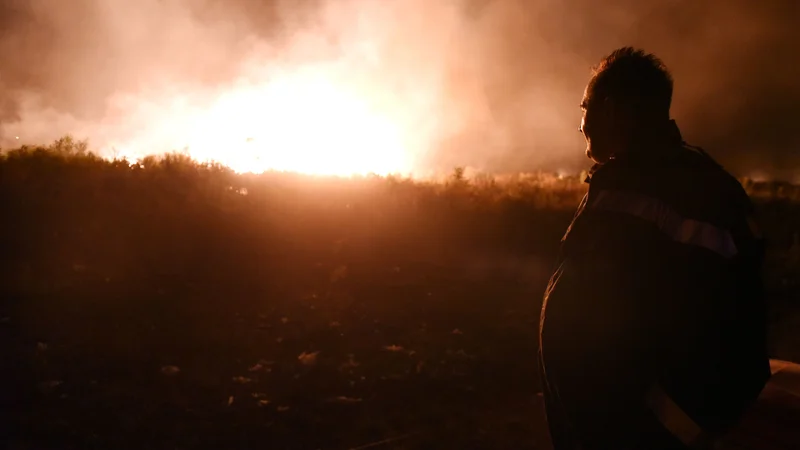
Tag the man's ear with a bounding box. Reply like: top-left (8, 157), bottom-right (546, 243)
top-left (603, 97), bottom-right (635, 130)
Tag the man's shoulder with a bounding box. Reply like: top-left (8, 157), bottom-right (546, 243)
top-left (679, 145), bottom-right (752, 210)
top-left (588, 145), bottom-right (752, 224)
top-left (593, 144), bottom-right (738, 187)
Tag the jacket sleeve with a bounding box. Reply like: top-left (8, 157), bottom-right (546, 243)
top-left (710, 195), bottom-right (771, 426)
top-left (552, 196), bottom-right (693, 447)
top-left (561, 195), bottom-right (679, 379)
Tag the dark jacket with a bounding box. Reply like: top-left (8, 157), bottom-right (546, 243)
top-left (538, 125), bottom-right (771, 449)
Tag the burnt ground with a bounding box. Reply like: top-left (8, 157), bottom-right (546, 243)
top-left (2, 259), bottom-right (553, 450)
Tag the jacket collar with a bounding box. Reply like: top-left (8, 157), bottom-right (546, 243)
top-left (584, 120), bottom-right (685, 184)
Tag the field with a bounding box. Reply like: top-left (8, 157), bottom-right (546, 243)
top-left (2, 139), bottom-right (800, 449)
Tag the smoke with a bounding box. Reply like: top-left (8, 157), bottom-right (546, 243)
top-left (0, 0), bottom-right (797, 177)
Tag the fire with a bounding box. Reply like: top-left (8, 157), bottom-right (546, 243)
top-left (111, 68), bottom-right (415, 177)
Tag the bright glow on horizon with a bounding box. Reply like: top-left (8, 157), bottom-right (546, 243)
top-left (102, 68), bottom-right (416, 177)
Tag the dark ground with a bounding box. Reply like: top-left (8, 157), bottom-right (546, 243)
top-left (2, 148), bottom-right (799, 449)
top-left (2, 263), bottom-right (551, 450)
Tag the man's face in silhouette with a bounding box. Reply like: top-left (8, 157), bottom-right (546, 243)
top-left (580, 82), bottom-right (633, 165)
top-left (581, 85), bottom-right (613, 165)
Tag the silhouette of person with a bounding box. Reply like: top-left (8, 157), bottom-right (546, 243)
top-left (538, 47), bottom-right (770, 449)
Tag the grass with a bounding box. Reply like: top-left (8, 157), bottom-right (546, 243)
top-left (1, 139), bottom-right (799, 449)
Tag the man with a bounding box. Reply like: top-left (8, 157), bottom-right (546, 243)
top-left (538, 47), bottom-right (771, 449)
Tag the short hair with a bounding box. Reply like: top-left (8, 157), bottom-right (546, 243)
top-left (584, 47), bottom-right (673, 120)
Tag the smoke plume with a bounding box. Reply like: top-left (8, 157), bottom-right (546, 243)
top-left (0, 0), bottom-right (797, 178)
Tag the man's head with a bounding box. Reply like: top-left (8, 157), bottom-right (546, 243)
top-left (580, 47), bottom-right (674, 164)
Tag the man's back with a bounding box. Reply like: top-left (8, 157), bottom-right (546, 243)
top-left (538, 141), bottom-right (770, 449)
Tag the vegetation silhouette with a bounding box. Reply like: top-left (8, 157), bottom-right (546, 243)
top-left (2, 137), bottom-right (799, 449)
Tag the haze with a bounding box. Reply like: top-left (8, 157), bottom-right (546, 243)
top-left (0, 0), bottom-right (797, 178)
